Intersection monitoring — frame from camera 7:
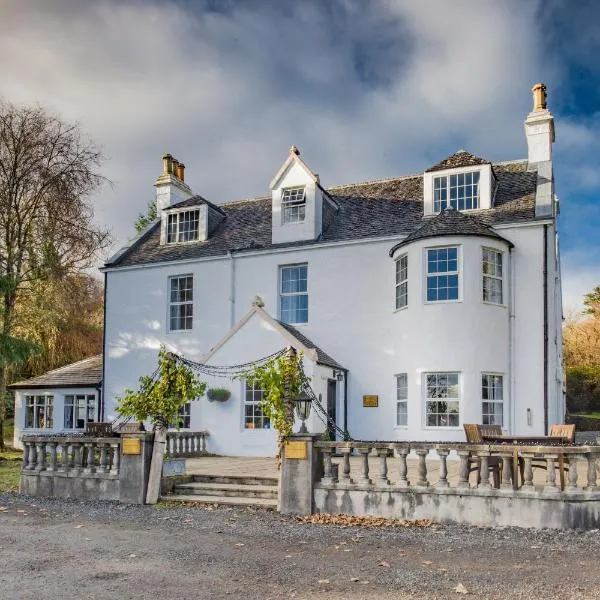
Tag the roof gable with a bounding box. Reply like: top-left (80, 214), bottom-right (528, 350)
top-left (270, 146), bottom-right (319, 190)
top-left (425, 150), bottom-right (491, 173)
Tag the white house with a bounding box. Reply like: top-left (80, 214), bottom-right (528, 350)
top-left (14, 84), bottom-right (565, 456)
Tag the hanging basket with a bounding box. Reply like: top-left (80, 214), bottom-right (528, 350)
top-left (207, 388), bottom-right (231, 403)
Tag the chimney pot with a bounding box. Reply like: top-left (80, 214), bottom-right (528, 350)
top-left (532, 83), bottom-right (547, 111)
top-left (176, 162), bottom-right (185, 181)
top-left (162, 153), bottom-right (173, 175)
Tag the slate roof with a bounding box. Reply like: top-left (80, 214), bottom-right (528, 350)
top-left (170, 194), bottom-right (226, 215)
top-left (277, 321), bottom-right (345, 370)
top-left (106, 159), bottom-right (539, 269)
top-left (425, 150), bottom-right (491, 173)
top-left (389, 208), bottom-right (514, 256)
top-left (8, 356), bottom-right (102, 390)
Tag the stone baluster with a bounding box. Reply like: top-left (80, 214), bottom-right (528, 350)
top-left (414, 449), bottom-right (429, 487)
top-left (340, 449), bottom-right (353, 483)
top-left (27, 442), bottom-right (37, 470)
top-left (21, 442), bottom-right (30, 471)
top-left (110, 443), bottom-right (120, 475)
top-left (164, 436), bottom-right (171, 458)
top-left (46, 442), bottom-right (58, 472)
top-left (35, 442), bottom-right (46, 471)
top-left (321, 447), bottom-right (336, 484)
top-left (377, 449), bottom-right (390, 486)
top-left (84, 442), bottom-right (96, 474)
top-left (200, 433), bottom-right (207, 453)
top-left (457, 450), bottom-right (470, 488)
top-left (477, 452), bottom-right (491, 489)
top-left (99, 443), bottom-right (109, 473)
top-left (521, 454), bottom-right (534, 489)
top-left (186, 434), bottom-right (192, 456)
top-left (499, 453), bottom-right (514, 490)
top-left (175, 434), bottom-right (182, 457)
top-left (436, 449), bottom-right (449, 488)
top-left (395, 448), bottom-right (410, 488)
top-left (543, 454), bottom-right (560, 494)
top-left (58, 445), bottom-right (68, 472)
top-left (566, 455), bottom-right (580, 493)
top-left (73, 442), bottom-right (83, 474)
top-left (586, 454), bottom-right (598, 491)
top-left (358, 447), bottom-right (372, 485)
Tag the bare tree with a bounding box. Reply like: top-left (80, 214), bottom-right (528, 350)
top-left (0, 101), bottom-right (111, 447)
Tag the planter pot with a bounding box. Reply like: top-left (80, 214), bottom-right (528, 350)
top-left (207, 389), bottom-right (231, 403)
top-left (162, 457), bottom-right (186, 477)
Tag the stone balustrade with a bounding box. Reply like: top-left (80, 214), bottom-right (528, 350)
top-left (165, 431), bottom-right (209, 458)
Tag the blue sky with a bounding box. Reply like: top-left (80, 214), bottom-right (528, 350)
top-left (0, 0), bottom-right (598, 311)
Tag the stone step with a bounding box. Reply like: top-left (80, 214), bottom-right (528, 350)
top-left (173, 481), bottom-right (278, 499)
top-left (162, 493), bottom-right (278, 508)
top-left (191, 474), bottom-right (279, 487)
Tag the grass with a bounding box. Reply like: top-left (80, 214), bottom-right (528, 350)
top-left (571, 412), bottom-right (600, 419)
top-left (0, 448), bottom-right (22, 492)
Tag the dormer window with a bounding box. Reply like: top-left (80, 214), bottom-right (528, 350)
top-left (281, 187), bottom-right (306, 224)
top-left (433, 171), bottom-right (480, 212)
top-left (167, 209), bottom-right (200, 243)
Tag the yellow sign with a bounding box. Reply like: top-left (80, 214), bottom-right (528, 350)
top-left (122, 438), bottom-right (141, 455)
top-left (363, 395), bottom-right (379, 408)
top-left (285, 440), bottom-right (308, 460)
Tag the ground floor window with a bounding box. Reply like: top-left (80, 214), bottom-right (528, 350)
top-left (425, 372), bottom-right (460, 427)
top-left (177, 402), bottom-right (191, 429)
top-left (244, 381), bottom-right (270, 429)
top-left (64, 394), bottom-right (96, 430)
top-left (25, 395), bottom-right (54, 429)
top-left (396, 374), bottom-right (408, 426)
top-left (482, 374), bottom-right (504, 426)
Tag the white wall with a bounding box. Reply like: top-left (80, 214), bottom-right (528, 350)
top-left (104, 221), bottom-right (558, 453)
top-left (13, 387), bottom-right (99, 450)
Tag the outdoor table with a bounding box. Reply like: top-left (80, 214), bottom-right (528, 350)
top-left (481, 435), bottom-right (571, 489)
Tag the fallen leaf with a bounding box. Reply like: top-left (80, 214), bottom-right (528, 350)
top-left (285, 555), bottom-right (293, 558)
top-left (74, 525), bottom-right (83, 529)
top-left (350, 578), bottom-right (359, 582)
top-left (438, 568), bottom-right (448, 573)
top-left (129, 554), bottom-right (136, 558)
top-left (343, 549), bottom-right (352, 552)
top-left (530, 545), bottom-right (541, 549)
top-left (378, 561), bottom-right (390, 568)
top-left (234, 543), bottom-right (245, 547)
top-left (422, 560), bottom-right (433, 565)
top-left (360, 581), bottom-right (370, 585)
top-left (455, 583), bottom-right (468, 594)
top-left (0, 507), bottom-right (7, 512)
top-left (318, 579), bottom-right (330, 585)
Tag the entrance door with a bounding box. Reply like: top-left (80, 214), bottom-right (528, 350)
top-left (326, 379), bottom-right (337, 440)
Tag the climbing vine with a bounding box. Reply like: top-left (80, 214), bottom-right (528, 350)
top-left (116, 346), bottom-right (206, 429)
top-left (241, 348), bottom-right (306, 463)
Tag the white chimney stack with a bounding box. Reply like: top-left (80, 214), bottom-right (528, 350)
top-left (524, 83), bottom-right (555, 165)
top-left (154, 153), bottom-right (193, 211)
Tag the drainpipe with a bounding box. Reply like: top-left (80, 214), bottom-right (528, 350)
top-left (228, 251), bottom-right (236, 327)
top-left (100, 271), bottom-right (107, 422)
top-left (343, 370), bottom-right (348, 434)
top-left (543, 225), bottom-right (549, 434)
top-left (508, 246), bottom-right (515, 434)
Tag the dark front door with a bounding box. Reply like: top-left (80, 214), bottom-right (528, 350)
top-left (327, 379), bottom-right (337, 440)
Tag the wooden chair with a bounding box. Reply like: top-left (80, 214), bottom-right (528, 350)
top-left (463, 424), bottom-right (502, 488)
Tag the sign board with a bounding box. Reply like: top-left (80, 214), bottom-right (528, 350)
top-left (285, 440), bottom-right (308, 460)
top-left (363, 395), bottom-right (379, 408)
top-left (122, 438), bottom-right (141, 455)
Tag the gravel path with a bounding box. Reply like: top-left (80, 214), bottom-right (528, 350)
top-left (1, 492), bottom-right (600, 599)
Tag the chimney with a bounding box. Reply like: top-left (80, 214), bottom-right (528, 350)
top-left (154, 153), bottom-right (192, 211)
top-left (524, 82), bottom-right (555, 165)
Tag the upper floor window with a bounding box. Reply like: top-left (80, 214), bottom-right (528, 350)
top-left (395, 254), bottom-right (408, 310)
top-left (244, 380), bottom-right (270, 429)
top-left (64, 394), bottom-right (96, 430)
top-left (482, 248), bottom-right (503, 304)
top-left (177, 402), bottom-right (191, 429)
top-left (426, 247), bottom-right (459, 302)
top-left (167, 210), bottom-right (200, 243)
top-left (281, 187), bottom-right (306, 224)
top-left (25, 395), bottom-right (54, 429)
top-left (482, 374), bottom-right (503, 426)
top-left (434, 171), bottom-right (480, 212)
top-left (280, 264), bottom-right (308, 325)
top-left (425, 372), bottom-right (460, 427)
top-left (396, 373), bottom-right (408, 426)
top-left (169, 275), bottom-right (193, 331)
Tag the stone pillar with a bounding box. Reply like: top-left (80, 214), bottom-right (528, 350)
top-left (119, 433), bottom-right (154, 505)
top-left (279, 434), bottom-right (323, 516)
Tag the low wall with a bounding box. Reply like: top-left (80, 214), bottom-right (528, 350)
top-left (21, 470), bottom-right (119, 501)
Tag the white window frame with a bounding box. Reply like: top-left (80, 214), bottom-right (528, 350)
top-left (24, 394), bottom-right (54, 429)
top-left (423, 372), bottom-right (461, 429)
top-left (395, 254), bottom-right (408, 310)
top-left (482, 373), bottom-right (504, 427)
top-left (395, 373), bottom-right (408, 427)
top-left (177, 402), bottom-right (191, 429)
top-left (166, 209), bottom-right (200, 243)
top-left (425, 246), bottom-right (461, 303)
top-left (482, 247), bottom-right (504, 305)
top-left (243, 380), bottom-right (270, 430)
top-left (281, 187), bottom-right (306, 225)
top-left (63, 394), bottom-right (97, 430)
top-left (168, 274), bottom-right (194, 332)
top-left (433, 170), bottom-right (480, 212)
top-left (279, 263), bottom-right (308, 325)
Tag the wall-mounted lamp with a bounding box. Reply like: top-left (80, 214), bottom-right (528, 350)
top-left (527, 408), bottom-right (533, 427)
top-left (332, 369), bottom-right (344, 382)
top-left (295, 391), bottom-right (312, 434)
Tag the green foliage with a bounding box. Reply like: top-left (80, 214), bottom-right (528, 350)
top-left (116, 347), bottom-right (206, 429)
top-left (134, 200), bottom-right (158, 235)
top-left (206, 388), bottom-right (231, 402)
top-left (566, 365), bottom-right (600, 414)
top-left (584, 285), bottom-right (600, 317)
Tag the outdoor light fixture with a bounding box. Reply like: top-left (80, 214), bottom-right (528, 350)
top-left (295, 391), bottom-right (312, 434)
top-left (332, 369), bottom-right (344, 381)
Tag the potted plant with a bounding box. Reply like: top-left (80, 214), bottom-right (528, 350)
top-left (207, 388), bottom-right (231, 403)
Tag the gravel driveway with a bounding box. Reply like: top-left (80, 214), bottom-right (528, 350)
top-left (1, 492), bottom-right (599, 599)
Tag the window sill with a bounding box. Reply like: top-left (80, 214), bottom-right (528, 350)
top-left (167, 328), bottom-right (194, 334)
top-left (393, 426), bottom-right (409, 430)
top-left (393, 306), bottom-right (408, 314)
top-left (424, 299), bottom-right (462, 305)
top-left (482, 301), bottom-right (507, 308)
top-left (423, 426), bottom-right (463, 431)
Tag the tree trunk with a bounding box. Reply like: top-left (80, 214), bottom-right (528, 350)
top-left (145, 426), bottom-right (167, 504)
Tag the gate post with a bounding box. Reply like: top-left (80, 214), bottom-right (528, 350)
top-left (279, 433), bottom-right (323, 515)
top-left (119, 432), bottom-right (154, 504)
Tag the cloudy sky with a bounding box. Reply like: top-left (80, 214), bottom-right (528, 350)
top-left (1, 0), bottom-right (598, 311)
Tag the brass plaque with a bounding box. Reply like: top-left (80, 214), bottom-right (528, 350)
top-left (363, 395), bottom-right (379, 408)
top-left (285, 440), bottom-right (308, 460)
top-left (122, 438), bottom-right (141, 455)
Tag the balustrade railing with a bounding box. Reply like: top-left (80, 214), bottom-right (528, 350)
top-left (21, 435), bottom-right (121, 476)
top-left (314, 441), bottom-right (600, 495)
top-left (165, 431), bottom-right (209, 458)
